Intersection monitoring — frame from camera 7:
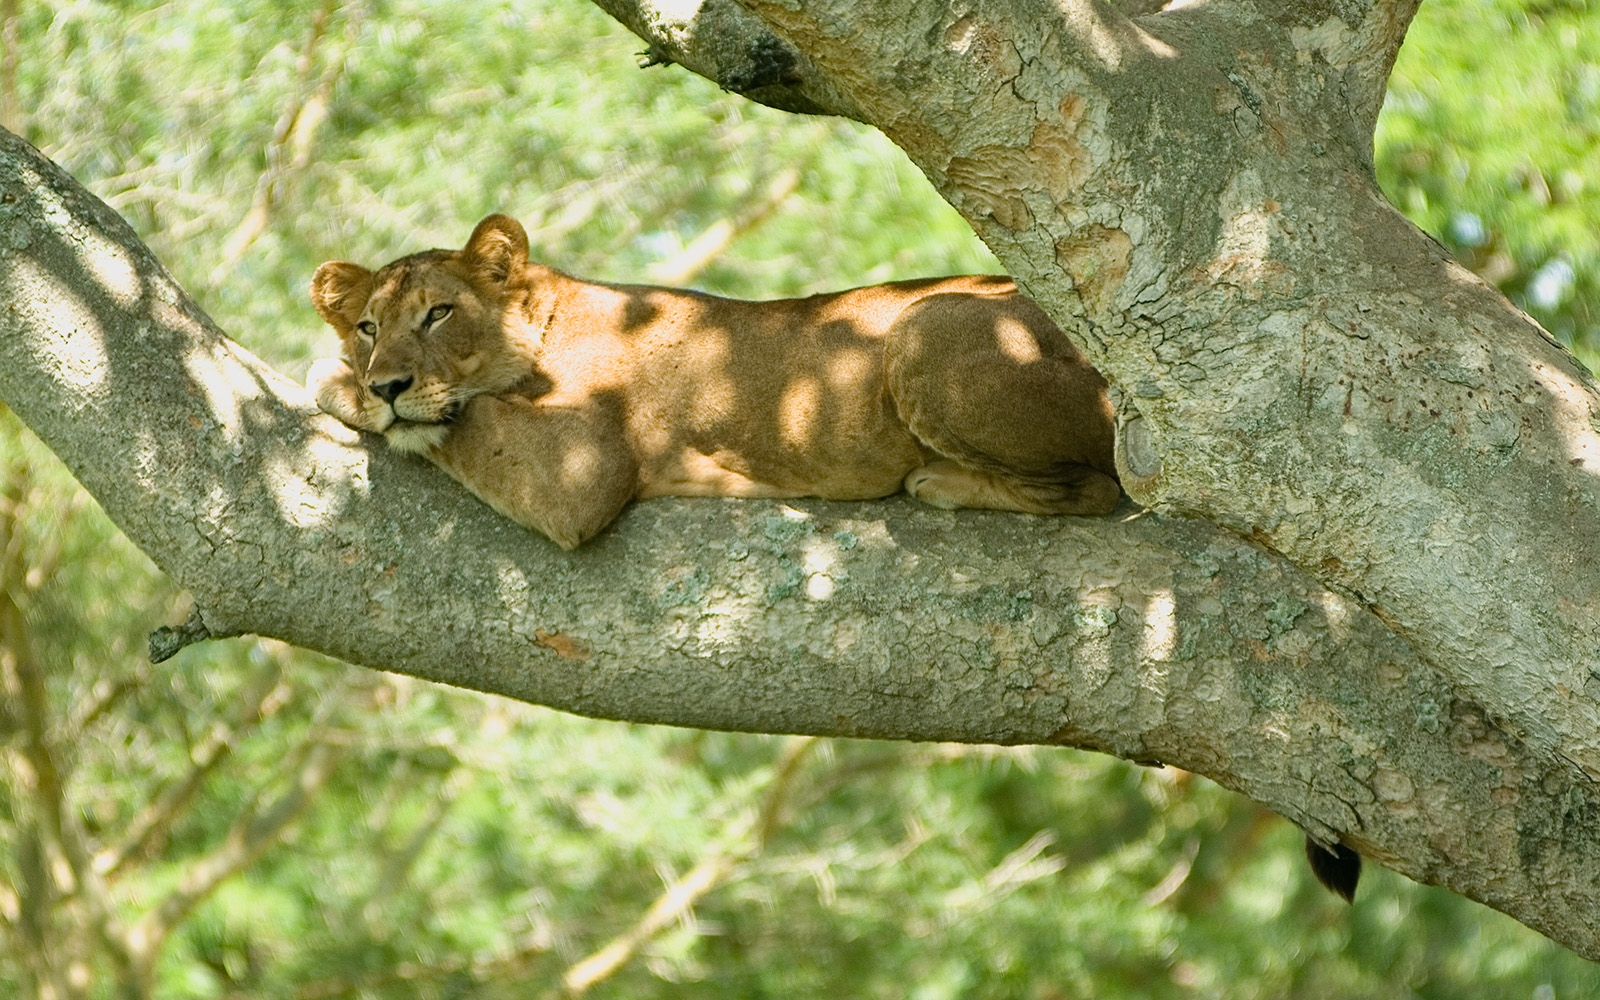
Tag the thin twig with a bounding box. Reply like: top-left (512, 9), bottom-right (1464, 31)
top-left (127, 739), bottom-right (344, 961)
top-left (205, 0), bottom-right (366, 289)
top-left (93, 660), bottom-right (292, 880)
top-left (1, 460), bottom-right (145, 997)
top-left (353, 767), bottom-right (466, 932)
top-left (290, 738), bottom-right (821, 1000)
top-left (559, 736), bottom-right (817, 996)
top-left (1142, 835), bottom-right (1201, 907)
top-left (0, 0), bottom-right (19, 135)
top-left (644, 166), bottom-right (803, 286)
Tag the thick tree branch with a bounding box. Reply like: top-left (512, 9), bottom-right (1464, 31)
top-left (599, 0), bottom-right (1600, 934)
top-left (2, 129), bottom-right (1599, 956)
top-left (585, 0), bottom-right (857, 117)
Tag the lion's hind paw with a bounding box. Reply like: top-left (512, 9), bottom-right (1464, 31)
top-left (905, 459), bottom-right (1119, 516)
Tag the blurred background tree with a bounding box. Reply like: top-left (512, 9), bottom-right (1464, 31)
top-left (1, 0), bottom-right (1596, 997)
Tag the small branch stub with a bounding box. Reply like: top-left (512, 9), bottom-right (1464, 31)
top-left (148, 608), bottom-right (214, 664)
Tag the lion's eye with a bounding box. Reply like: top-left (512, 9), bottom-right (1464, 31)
top-left (424, 304), bottom-right (453, 329)
top-left (356, 320), bottom-right (377, 340)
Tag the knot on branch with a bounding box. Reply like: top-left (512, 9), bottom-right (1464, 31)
top-left (148, 608), bottom-right (215, 663)
top-left (720, 35), bottom-right (803, 95)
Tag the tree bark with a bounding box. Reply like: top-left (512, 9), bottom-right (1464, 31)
top-left (581, 0), bottom-right (1600, 950)
top-left (2, 0), bottom-right (1599, 956)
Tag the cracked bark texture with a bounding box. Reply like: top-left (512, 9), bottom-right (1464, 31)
top-left (2, 0), bottom-right (1599, 959)
top-left (575, 0), bottom-right (1600, 952)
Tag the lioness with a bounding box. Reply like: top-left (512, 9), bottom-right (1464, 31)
top-left (307, 214), bottom-right (1118, 548)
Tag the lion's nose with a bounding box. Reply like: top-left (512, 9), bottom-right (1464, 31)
top-left (370, 378), bottom-right (412, 404)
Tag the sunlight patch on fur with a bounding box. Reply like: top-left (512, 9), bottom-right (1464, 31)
top-left (560, 439), bottom-right (603, 488)
top-left (825, 346), bottom-right (872, 389)
top-left (993, 317), bottom-right (1043, 363)
top-left (779, 377), bottom-right (821, 449)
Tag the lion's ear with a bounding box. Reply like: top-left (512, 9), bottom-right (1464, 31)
top-left (463, 214), bottom-right (529, 284)
top-left (310, 261), bottom-right (375, 331)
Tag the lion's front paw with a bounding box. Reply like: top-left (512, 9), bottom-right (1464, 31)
top-left (307, 357), bottom-right (393, 433)
top-left (383, 422), bottom-right (451, 454)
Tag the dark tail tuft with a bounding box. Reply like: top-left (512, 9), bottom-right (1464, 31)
top-left (1305, 836), bottom-right (1362, 903)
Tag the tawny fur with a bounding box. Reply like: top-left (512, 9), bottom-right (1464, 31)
top-left (308, 214), bottom-right (1118, 549)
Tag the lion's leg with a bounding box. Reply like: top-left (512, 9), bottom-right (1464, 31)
top-left (904, 459), bottom-right (1121, 516)
top-left (426, 394), bottom-right (639, 549)
top-left (307, 357), bottom-right (394, 433)
top-left (885, 292), bottom-right (1120, 515)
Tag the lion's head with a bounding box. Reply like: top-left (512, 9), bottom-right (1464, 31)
top-left (310, 214), bottom-right (537, 452)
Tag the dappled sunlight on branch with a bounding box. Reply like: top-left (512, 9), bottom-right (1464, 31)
top-left (1139, 587), bottom-right (1177, 665)
top-left (6, 253), bottom-right (112, 398)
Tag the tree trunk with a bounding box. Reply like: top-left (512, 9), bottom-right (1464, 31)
top-left (581, 0), bottom-right (1600, 949)
top-left (2, 0), bottom-right (1598, 958)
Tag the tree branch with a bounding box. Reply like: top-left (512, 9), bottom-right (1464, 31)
top-left (585, 0), bottom-right (859, 118)
top-left (577, 3), bottom-right (1600, 952)
top-left (3, 127), bottom-right (1599, 957)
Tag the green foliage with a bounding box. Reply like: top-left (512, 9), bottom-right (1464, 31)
top-left (10, 0), bottom-right (992, 378)
top-left (1377, 0), bottom-right (1600, 364)
top-left (3, 0), bottom-right (1598, 997)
